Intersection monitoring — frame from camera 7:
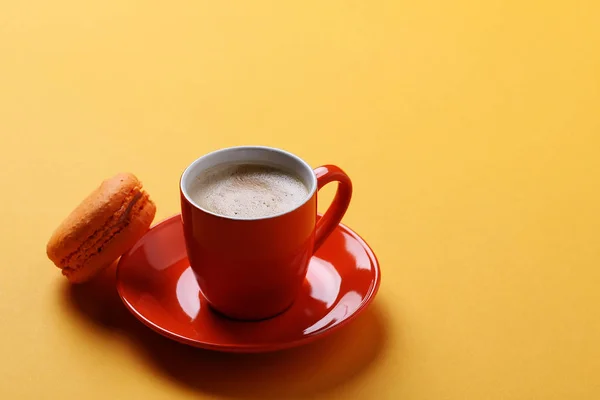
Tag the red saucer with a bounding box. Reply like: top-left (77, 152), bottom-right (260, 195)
top-left (116, 215), bottom-right (381, 353)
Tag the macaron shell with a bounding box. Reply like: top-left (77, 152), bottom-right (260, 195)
top-left (46, 172), bottom-right (157, 283)
top-left (62, 192), bottom-right (156, 283)
top-left (46, 173), bottom-right (143, 265)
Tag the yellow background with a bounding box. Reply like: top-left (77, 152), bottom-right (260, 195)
top-left (1, 1), bottom-right (599, 399)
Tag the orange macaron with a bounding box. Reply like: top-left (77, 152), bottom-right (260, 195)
top-left (47, 173), bottom-right (156, 283)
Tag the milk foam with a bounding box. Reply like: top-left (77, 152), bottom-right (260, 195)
top-left (190, 164), bottom-right (309, 218)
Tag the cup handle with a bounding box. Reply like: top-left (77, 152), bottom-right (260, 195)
top-left (313, 165), bottom-right (353, 252)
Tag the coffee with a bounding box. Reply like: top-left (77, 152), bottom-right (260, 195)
top-left (190, 163), bottom-right (309, 218)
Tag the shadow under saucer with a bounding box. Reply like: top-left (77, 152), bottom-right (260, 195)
top-left (61, 263), bottom-right (390, 399)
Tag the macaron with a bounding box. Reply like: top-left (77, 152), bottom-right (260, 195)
top-left (47, 173), bottom-right (156, 283)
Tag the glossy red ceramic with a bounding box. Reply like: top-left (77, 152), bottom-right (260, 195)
top-left (180, 146), bottom-right (352, 320)
top-left (116, 215), bottom-right (381, 353)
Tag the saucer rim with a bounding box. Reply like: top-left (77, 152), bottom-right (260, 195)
top-left (116, 214), bottom-right (381, 353)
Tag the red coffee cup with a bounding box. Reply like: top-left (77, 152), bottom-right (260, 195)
top-left (180, 146), bottom-right (352, 320)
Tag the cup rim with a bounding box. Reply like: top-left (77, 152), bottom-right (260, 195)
top-left (180, 145), bottom-right (317, 221)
